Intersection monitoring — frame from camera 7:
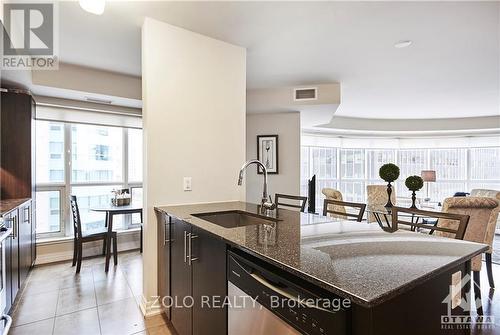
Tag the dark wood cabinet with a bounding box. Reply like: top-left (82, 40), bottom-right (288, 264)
top-left (159, 215), bottom-right (227, 335)
top-left (0, 90), bottom-right (35, 200)
top-left (1, 89), bottom-right (37, 313)
top-left (170, 218), bottom-right (192, 335)
top-left (156, 209), bottom-right (171, 320)
top-left (4, 208), bottom-right (20, 311)
top-left (191, 226), bottom-right (227, 335)
top-left (19, 202), bottom-right (32, 287)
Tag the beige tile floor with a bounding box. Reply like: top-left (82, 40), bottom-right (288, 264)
top-left (10, 251), bottom-right (174, 335)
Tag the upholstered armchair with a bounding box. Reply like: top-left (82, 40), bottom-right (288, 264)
top-left (366, 185), bottom-right (396, 223)
top-left (470, 189), bottom-right (500, 287)
top-left (321, 188), bottom-right (347, 219)
top-left (437, 196), bottom-right (499, 298)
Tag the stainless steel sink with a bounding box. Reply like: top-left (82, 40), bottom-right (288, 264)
top-left (192, 211), bottom-right (278, 229)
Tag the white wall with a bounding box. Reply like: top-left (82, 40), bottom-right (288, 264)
top-left (142, 18), bottom-right (246, 316)
top-left (245, 112), bottom-right (301, 203)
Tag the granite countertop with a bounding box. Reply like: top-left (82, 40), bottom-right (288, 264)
top-left (0, 198), bottom-right (31, 216)
top-left (156, 201), bottom-right (488, 308)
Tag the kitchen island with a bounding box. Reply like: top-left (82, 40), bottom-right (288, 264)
top-left (155, 201), bottom-right (487, 335)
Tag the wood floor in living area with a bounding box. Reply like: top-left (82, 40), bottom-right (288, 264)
top-left (9, 251), bottom-right (500, 335)
top-left (9, 251), bottom-right (174, 335)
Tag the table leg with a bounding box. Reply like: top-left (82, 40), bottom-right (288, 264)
top-left (374, 212), bottom-right (384, 229)
top-left (105, 213), bottom-right (113, 272)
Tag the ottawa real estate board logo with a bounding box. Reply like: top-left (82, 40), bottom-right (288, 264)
top-left (2, 2), bottom-right (58, 70)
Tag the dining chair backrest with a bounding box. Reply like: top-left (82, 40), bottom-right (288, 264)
top-left (70, 195), bottom-right (83, 239)
top-left (366, 185), bottom-right (396, 223)
top-left (391, 206), bottom-right (469, 240)
top-left (323, 199), bottom-right (366, 222)
top-left (439, 196), bottom-right (498, 271)
top-left (322, 188), bottom-right (347, 219)
top-left (274, 193), bottom-right (308, 212)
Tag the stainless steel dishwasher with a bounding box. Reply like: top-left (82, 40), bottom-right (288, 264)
top-left (228, 251), bottom-right (348, 335)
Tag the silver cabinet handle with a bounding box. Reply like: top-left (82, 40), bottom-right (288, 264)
top-left (183, 231), bottom-right (188, 263)
top-left (188, 234), bottom-right (198, 265)
top-left (13, 216), bottom-right (18, 239)
top-left (24, 207), bottom-right (30, 223)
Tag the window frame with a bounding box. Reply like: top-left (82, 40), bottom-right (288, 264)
top-left (35, 122), bottom-right (143, 239)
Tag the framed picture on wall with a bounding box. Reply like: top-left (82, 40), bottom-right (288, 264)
top-left (257, 135), bottom-right (278, 174)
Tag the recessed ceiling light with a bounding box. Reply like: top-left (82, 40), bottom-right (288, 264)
top-left (394, 40), bottom-right (412, 49)
top-left (79, 0), bottom-right (105, 15)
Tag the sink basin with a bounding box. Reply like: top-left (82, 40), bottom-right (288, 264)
top-left (192, 211), bottom-right (278, 229)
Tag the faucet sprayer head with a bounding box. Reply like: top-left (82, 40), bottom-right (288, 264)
top-left (237, 170), bottom-right (244, 186)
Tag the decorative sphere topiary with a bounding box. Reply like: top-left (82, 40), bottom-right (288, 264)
top-left (405, 175), bottom-right (424, 191)
top-left (379, 163), bottom-right (400, 182)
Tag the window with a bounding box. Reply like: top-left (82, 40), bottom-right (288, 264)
top-left (35, 121), bottom-right (142, 238)
top-left (301, 136), bottom-right (500, 208)
top-left (128, 128), bottom-right (143, 182)
top-left (94, 145), bottom-right (109, 161)
top-left (35, 190), bottom-right (61, 234)
top-left (71, 124), bottom-right (123, 183)
top-left (35, 121), bottom-right (65, 184)
top-left (340, 149), bottom-right (365, 179)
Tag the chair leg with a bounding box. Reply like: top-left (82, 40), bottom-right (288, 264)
top-left (113, 236), bottom-right (118, 266)
top-left (486, 253), bottom-right (495, 288)
top-left (102, 238), bottom-right (107, 256)
top-left (473, 271), bottom-right (483, 315)
top-left (76, 241), bottom-right (83, 274)
top-left (72, 238), bottom-right (77, 267)
top-left (140, 225), bottom-right (143, 253)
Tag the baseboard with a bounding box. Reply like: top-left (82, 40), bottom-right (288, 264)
top-left (35, 230), bottom-right (141, 265)
top-left (140, 294), bottom-right (162, 317)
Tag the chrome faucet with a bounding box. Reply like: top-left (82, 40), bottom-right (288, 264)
top-left (238, 159), bottom-right (276, 213)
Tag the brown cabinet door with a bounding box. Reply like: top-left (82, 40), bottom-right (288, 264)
top-left (8, 210), bottom-right (20, 301)
top-left (19, 202), bottom-right (32, 287)
top-left (170, 218), bottom-right (192, 335)
top-left (156, 210), bottom-right (171, 320)
top-left (191, 227), bottom-right (227, 335)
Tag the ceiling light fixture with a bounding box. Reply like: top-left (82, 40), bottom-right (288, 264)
top-left (394, 40), bottom-right (412, 49)
top-left (79, 0), bottom-right (105, 15)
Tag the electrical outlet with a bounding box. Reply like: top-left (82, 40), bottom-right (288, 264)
top-left (183, 177), bottom-right (192, 191)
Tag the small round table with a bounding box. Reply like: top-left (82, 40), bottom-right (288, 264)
top-left (90, 202), bottom-right (143, 272)
top-left (366, 203), bottom-right (441, 231)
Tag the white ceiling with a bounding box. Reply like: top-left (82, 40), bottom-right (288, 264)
top-left (36, 2), bottom-right (500, 119)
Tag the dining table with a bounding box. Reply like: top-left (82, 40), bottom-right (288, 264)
top-left (90, 201), bottom-right (143, 271)
top-left (366, 201), bottom-right (442, 230)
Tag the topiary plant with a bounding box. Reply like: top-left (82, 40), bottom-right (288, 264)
top-left (379, 163), bottom-right (400, 182)
top-left (405, 175), bottom-right (424, 191)
top-left (405, 175), bottom-right (424, 208)
top-left (379, 163), bottom-right (400, 207)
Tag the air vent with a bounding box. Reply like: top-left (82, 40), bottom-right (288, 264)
top-left (294, 87), bottom-right (317, 101)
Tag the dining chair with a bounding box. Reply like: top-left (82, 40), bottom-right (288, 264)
top-left (322, 199), bottom-right (366, 222)
top-left (70, 195), bottom-right (118, 273)
top-left (391, 206), bottom-right (470, 239)
top-left (470, 189), bottom-right (500, 288)
top-left (439, 196), bottom-right (499, 315)
top-left (274, 193), bottom-right (308, 212)
top-left (322, 188), bottom-right (347, 219)
top-left (366, 185), bottom-right (396, 223)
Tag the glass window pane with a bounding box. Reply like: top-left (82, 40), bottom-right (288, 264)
top-left (71, 185), bottom-right (124, 231)
top-left (128, 129), bottom-right (143, 182)
top-left (35, 121), bottom-right (65, 183)
top-left (470, 148), bottom-right (500, 180)
top-left (397, 149), bottom-right (427, 177)
top-left (429, 149), bottom-right (467, 180)
top-left (71, 125), bottom-right (123, 183)
top-left (367, 150), bottom-right (395, 180)
top-left (35, 190), bottom-right (61, 233)
top-left (131, 187), bottom-right (143, 224)
top-left (340, 149), bottom-right (365, 179)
